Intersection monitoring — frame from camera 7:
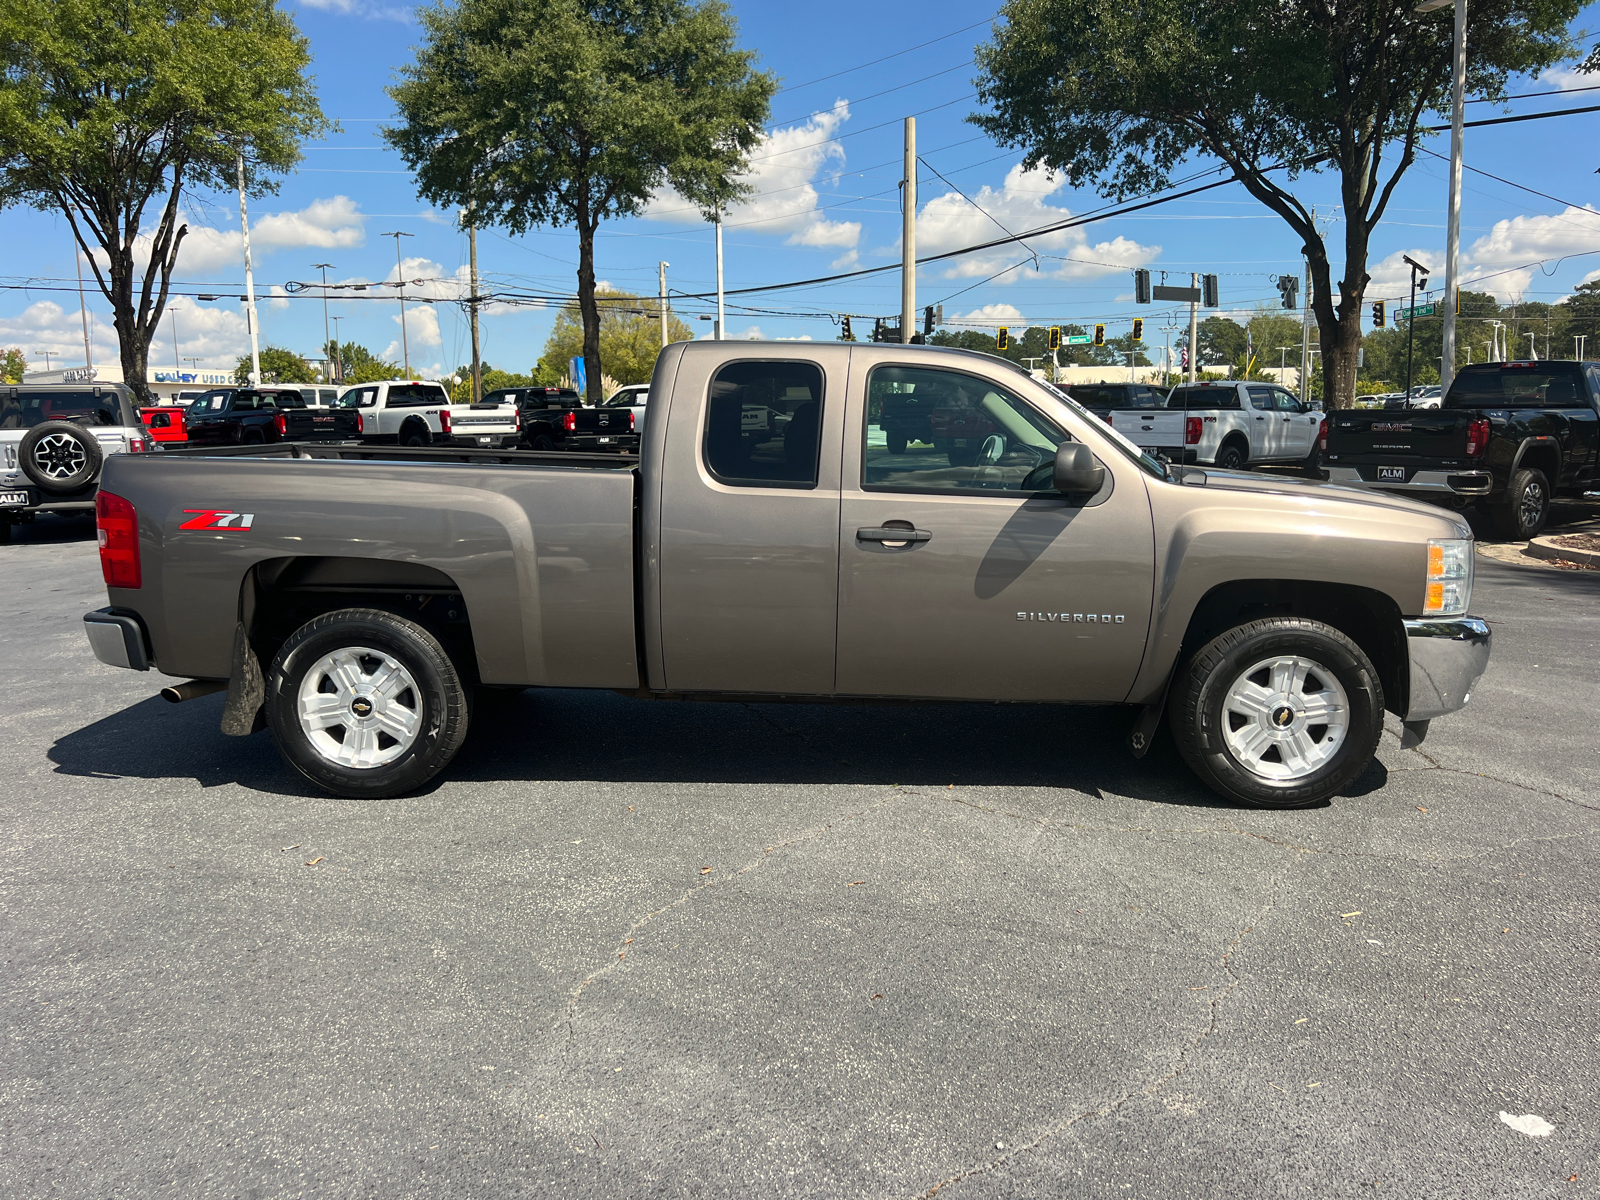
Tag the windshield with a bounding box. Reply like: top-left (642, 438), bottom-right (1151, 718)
top-left (1071, 385), bottom-right (1161, 410)
top-left (1444, 363), bottom-right (1586, 408)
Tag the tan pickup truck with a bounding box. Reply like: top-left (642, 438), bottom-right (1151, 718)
top-left (82, 342), bottom-right (1489, 808)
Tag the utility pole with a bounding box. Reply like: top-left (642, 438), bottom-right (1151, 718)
top-left (659, 261), bottom-right (671, 350)
top-left (313, 262), bottom-right (334, 384)
top-left (1186, 273), bottom-right (1199, 383)
top-left (170, 306), bottom-right (181, 373)
top-left (74, 242), bottom-right (92, 370)
top-left (714, 214), bottom-right (725, 340)
top-left (381, 230), bottom-right (414, 374)
top-left (1299, 251), bottom-right (1312, 402)
top-left (1419, 0), bottom-right (1468, 392)
top-left (467, 218), bottom-right (482, 402)
top-left (901, 116), bottom-right (916, 344)
top-left (236, 152), bottom-right (261, 385)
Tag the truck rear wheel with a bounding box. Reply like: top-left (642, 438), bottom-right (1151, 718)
top-left (1168, 617), bottom-right (1383, 809)
top-left (265, 608), bottom-right (470, 798)
top-left (1485, 467), bottom-right (1549, 541)
top-left (1214, 440), bottom-right (1247, 472)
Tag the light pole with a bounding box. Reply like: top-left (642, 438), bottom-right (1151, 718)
top-left (381, 231), bottom-right (414, 375)
top-left (313, 262), bottom-right (334, 382)
top-left (34, 349), bottom-right (52, 373)
top-left (236, 152), bottom-right (261, 385)
top-left (1402, 255), bottom-right (1430, 400)
top-left (659, 261), bottom-right (671, 350)
top-left (1418, 0), bottom-right (1467, 392)
top-left (331, 315), bottom-right (344, 383)
top-left (1278, 346), bottom-right (1295, 387)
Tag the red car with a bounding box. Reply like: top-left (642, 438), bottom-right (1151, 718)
top-left (138, 405), bottom-right (189, 445)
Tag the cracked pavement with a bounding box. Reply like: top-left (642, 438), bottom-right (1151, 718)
top-left (2, 520), bottom-right (1596, 1198)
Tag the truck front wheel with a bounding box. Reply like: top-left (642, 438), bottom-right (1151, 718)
top-left (1169, 618), bottom-right (1384, 809)
top-left (265, 608), bottom-right (470, 798)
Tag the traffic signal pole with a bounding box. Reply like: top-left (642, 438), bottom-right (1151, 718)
top-left (901, 117), bottom-right (916, 344)
top-left (1186, 272), bottom-right (1199, 383)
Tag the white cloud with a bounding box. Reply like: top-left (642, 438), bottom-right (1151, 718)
top-left (383, 303), bottom-right (442, 362)
top-left (646, 101), bottom-right (860, 253)
top-left (268, 285), bottom-right (291, 312)
top-left (1367, 206), bottom-right (1600, 300)
top-left (913, 163), bottom-right (1161, 282)
top-left (298, 0), bottom-right (412, 21)
top-left (1535, 66), bottom-right (1594, 92)
top-left (955, 303), bottom-right (1026, 329)
top-left (775, 334), bottom-right (815, 341)
top-left (94, 196), bottom-right (369, 275)
top-left (0, 295), bottom-right (255, 372)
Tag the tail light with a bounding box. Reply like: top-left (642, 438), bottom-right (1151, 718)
top-left (628, 410), bottom-right (636, 431)
top-left (128, 436), bottom-right (149, 454)
top-left (1184, 416), bottom-right (1203, 445)
top-left (562, 411), bottom-right (576, 433)
top-left (95, 491), bottom-right (141, 589)
top-left (1100, 412), bottom-right (1113, 423)
top-left (438, 409), bottom-right (452, 434)
top-left (274, 412), bottom-right (287, 437)
top-left (356, 413), bottom-right (364, 434)
top-left (1317, 416), bottom-right (1329, 452)
top-left (1465, 417), bottom-right (1490, 458)
top-left (514, 408), bottom-right (522, 432)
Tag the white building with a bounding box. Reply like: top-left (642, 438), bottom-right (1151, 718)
top-left (22, 363), bottom-right (238, 403)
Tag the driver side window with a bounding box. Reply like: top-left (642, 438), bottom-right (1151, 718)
top-left (862, 365), bottom-right (1068, 494)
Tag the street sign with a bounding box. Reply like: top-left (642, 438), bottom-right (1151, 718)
top-left (1153, 285), bottom-right (1202, 302)
top-left (1064, 334), bottom-right (1092, 345)
top-left (1395, 303), bottom-right (1436, 320)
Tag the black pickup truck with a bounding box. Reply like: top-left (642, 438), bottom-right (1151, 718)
top-left (1323, 360), bottom-right (1600, 539)
top-left (184, 387), bottom-right (360, 447)
top-left (485, 385), bottom-right (640, 453)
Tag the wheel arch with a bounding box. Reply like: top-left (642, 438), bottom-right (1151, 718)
top-left (1510, 436), bottom-right (1560, 484)
top-left (1177, 579), bottom-right (1408, 717)
top-left (398, 415), bottom-right (432, 443)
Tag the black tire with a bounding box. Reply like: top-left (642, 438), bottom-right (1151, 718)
top-left (241, 428), bottom-right (265, 445)
top-left (887, 431), bottom-right (908, 455)
top-left (0, 519), bottom-right (11, 544)
top-left (19, 421), bottom-right (103, 493)
top-left (1301, 444), bottom-right (1323, 479)
top-left (530, 433), bottom-right (556, 452)
top-left (1485, 467), bottom-right (1550, 541)
top-left (1168, 617), bottom-right (1384, 809)
top-left (1214, 440), bottom-right (1247, 472)
top-left (265, 608), bottom-right (471, 799)
top-left (401, 422), bottom-right (431, 448)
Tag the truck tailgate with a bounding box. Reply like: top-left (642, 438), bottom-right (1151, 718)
top-left (1326, 411), bottom-right (1472, 464)
top-left (1111, 409), bottom-right (1185, 448)
top-left (99, 452), bottom-right (639, 689)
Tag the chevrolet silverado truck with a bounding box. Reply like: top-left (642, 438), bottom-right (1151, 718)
top-left (2, 383), bottom-right (152, 540)
top-left (81, 342), bottom-right (1490, 809)
top-left (1324, 360), bottom-right (1600, 540)
top-left (1112, 381), bottom-right (1326, 474)
top-left (338, 379), bottom-right (522, 448)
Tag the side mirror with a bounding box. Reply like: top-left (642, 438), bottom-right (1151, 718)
top-left (1053, 441), bottom-right (1106, 495)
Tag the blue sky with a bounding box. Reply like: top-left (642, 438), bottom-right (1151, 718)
top-left (4, 0), bottom-right (1600, 376)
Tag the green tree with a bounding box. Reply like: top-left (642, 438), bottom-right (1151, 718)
top-left (534, 291), bottom-right (696, 389)
top-left (322, 341), bottom-right (402, 385)
top-left (235, 345), bottom-right (315, 384)
top-left (0, 348), bottom-right (26, 383)
top-left (385, 0), bottom-right (774, 402)
top-left (447, 363), bottom-right (536, 402)
top-left (0, 0), bottom-right (330, 403)
top-left (1196, 317), bottom-right (1245, 367)
top-left (973, 0), bottom-right (1578, 407)
top-left (1558, 279), bottom-right (1600, 353)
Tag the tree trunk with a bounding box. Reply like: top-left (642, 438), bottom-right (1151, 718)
top-left (575, 216), bottom-right (602, 405)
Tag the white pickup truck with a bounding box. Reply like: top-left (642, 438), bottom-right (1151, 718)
top-left (337, 380), bottom-right (521, 448)
top-left (1110, 381), bottom-right (1325, 474)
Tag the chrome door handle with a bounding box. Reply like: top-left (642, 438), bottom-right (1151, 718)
top-left (857, 526), bottom-right (931, 543)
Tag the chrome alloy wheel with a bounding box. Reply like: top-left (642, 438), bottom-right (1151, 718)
top-left (296, 646), bottom-right (422, 769)
top-left (1520, 479), bottom-right (1546, 531)
top-left (1220, 655), bottom-right (1350, 783)
top-left (31, 432), bottom-right (88, 479)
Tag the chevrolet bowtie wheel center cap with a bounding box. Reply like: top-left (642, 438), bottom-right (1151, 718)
top-left (1271, 705), bottom-right (1296, 728)
top-left (350, 696), bottom-right (374, 719)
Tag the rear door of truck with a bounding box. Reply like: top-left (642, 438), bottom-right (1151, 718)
top-left (1110, 408), bottom-right (1185, 453)
top-left (1325, 407), bottom-right (1472, 482)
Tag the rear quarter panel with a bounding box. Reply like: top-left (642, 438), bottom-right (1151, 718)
top-left (99, 454), bottom-right (638, 687)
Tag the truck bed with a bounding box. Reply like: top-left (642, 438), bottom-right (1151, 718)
top-left (99, 442), bottom-right (641, 688)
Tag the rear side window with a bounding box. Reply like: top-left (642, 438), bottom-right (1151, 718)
top-left (386, 384), bottom-right (448, 407)
top-left (1168, 386), bottom-right (1239, 410)
top-left (703, 360), bottom-right (824, 488)
top-left (0, 389), bottom-right (135, 429)
top-left (1444, 364), bottom-right (1586, 408)
top-left (318, 389), bottom-right (338, 404)
top-left (273, 391), bottom-right (306, 409)
top-left (1068, 386), bottom-right (1128, 409)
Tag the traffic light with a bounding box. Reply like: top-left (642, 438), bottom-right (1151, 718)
top-left (1202, 274), bottom-right (1219, 307)
top-left (1134, 268), bottom-right (1152, 304)
top-left (841, 315), bottom-right (854, 341)
top-left (923, 305), bottom-right (935, 338)
top-left (996, 327), bottom-right (1010, 351)
top-left (870, 318), bottom-right (884, 342)
top-left (1093, 324), bottom-right (1105, 347)
top-left (1048, 326), bottom-right (1061, 350)
top-left (1131, 318), bottom-right (1143, 342)
top-left (1276, 275), bottom-right (1299, 310)
top-left (1371, 300), bottom-right (1386, 328)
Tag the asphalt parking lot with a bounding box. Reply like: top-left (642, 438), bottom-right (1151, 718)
top-left (2, 514), bottom-right (1596, 1199)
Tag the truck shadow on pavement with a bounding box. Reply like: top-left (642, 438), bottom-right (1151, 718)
top-left (48, 687), bottom-right (1387, 808)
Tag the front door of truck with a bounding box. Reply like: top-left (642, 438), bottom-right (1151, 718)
top-left (1247, 386), bottom-right (1286, 459)
top-left (835, 358), bottom-right (1155, 703)
top-left (656, 352), bottom-right (845, 695)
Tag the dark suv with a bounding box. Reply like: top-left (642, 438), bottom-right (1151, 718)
top-left (1064, 382), bottom-right (1168, 421)
top-left (1, 383), bottom-right (152, 540)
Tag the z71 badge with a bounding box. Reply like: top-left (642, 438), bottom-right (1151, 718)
top-left (180, 509), bottom-right (255, 530)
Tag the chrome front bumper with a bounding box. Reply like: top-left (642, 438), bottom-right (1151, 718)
top-left (1403, 617), bottom-right (1490, 723)
top-left (1325, 467), bottom-right (1494, 497)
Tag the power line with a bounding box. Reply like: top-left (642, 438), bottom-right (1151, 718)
top-left (773, 18), bottom-right (991, 95)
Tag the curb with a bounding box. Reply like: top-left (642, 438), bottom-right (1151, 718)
top-left (1526, 535), bottom-right (1600, 568)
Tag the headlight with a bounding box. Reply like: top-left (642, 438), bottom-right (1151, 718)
top-left (1424, 538), bottom-right (1473, 615)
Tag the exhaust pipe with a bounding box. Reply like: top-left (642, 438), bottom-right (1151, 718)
top-left (161, 679), bottom-right (228, 704)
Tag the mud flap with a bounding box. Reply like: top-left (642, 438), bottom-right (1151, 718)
top-left (1127, 671), bottom-right (1176, 760)
top-left (220, 622), bottom-right (266, 736)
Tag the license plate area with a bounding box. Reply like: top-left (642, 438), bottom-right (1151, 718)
top-left (1377, 466), bottom-right (1407, 482)
top-left (0, 490), bottom-right (28, 507)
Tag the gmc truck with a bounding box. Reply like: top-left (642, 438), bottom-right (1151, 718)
top-left (1324, 360), bottom-right (1600, 540)
top-left (81, 342), bottom-right (1490, 809)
